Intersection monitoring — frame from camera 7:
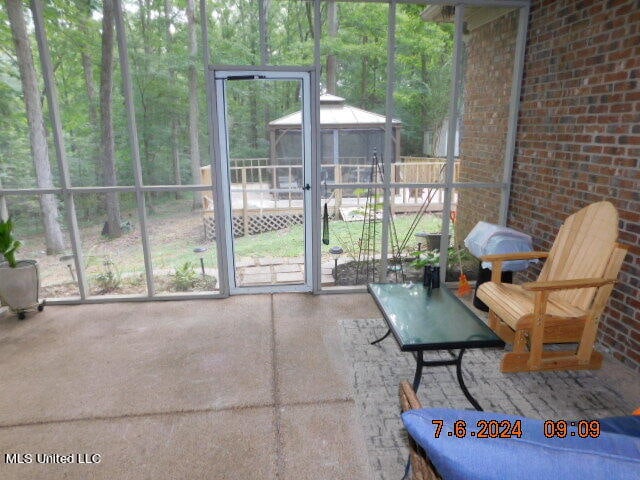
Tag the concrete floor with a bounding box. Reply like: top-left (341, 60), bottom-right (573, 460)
top-left (0, 293), bottom-right (381, 480)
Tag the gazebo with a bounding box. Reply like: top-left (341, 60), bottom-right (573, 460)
top-left (268, 94), bottom-right (402, 185)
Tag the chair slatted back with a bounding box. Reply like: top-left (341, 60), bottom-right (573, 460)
top-left (538, 202), bottom-right (619, 310)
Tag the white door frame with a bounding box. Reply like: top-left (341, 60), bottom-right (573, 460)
top-left (209, 66), bottom-right (314, 294)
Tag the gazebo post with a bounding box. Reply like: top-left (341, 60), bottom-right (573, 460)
top-left (269, 128), bottom-right (276, 190)
top-left (393, 126), bottom-right (401, 209)
top-left (334, 128), bottom-right (342, 213)
top-left (335, 162), bottom-right (342, 214)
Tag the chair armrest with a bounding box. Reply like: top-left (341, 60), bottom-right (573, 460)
top-left (522, 277), bottom-right (617, 292)
top-left (480, 251), bottom-right (549, 262)
top-left (480, 251), bottom-right (548, 283)
top-left (400, 381), bottom-right (422, 412)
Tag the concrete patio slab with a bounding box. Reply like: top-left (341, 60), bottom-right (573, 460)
top-left (275, 292), bottom-right (380, 322)
top-left (0, 407), bottom-right (277, 480)
top-left (0, 296), bottom-right (274, 425)
top-left (279, 402), bottom-right (372, 480)
top-left (273, 293), bottom-right (379, 404)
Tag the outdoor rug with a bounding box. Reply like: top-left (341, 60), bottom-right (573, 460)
top-left (339, 318), bottom-right (636, 480)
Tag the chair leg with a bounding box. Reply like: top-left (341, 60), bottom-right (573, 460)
top-left (527, 318), bottom-right (544, 370)
top-left (527, 292), bottom-right (549, 370)
top-left (513, 330), bottom-right (528, 353)
top-left (488, 311), bottom-right (516, 343)
top-left (502, 350), bottom-right (604, 373)
top-left (488, 310), bottom-right (499, 330)
top-left (576, 314), bottom-right (598, 364)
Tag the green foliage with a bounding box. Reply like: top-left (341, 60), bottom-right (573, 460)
top-left (0, 0), bottom-right (454, 226)
top-left (410, 246), bottom-right (473, 270)
top-left (0, 0), bottom-right (457, 293)
top-left (0, 217), bottom-right (22, 268)
top-left (173, 261), bottom-right (199, 291)
top-left (410, 249), bottom-right (440, 269)
top-left (94, 258), bottom-right (121, 292)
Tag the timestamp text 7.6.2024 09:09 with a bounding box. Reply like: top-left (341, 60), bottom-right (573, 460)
top-left (430, 419), bottom-right (602, 439)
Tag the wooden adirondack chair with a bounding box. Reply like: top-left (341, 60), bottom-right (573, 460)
top-left (476, 201), bottom-right (628, 373)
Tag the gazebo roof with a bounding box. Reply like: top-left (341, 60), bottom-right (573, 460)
top-left (269, 94), bottom-right (402, 129)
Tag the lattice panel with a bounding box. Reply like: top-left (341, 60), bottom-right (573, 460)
top-left (203, 216), bottom-right (216, 241)
top-left (247, 213), bottom-right (304, 235)
top-left (231, 216), bottom-right (245, 238)
top-left (203, 213), bottom-right (305, 240)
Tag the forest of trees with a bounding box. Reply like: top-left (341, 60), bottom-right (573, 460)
top-left (0, 0), bottom-right (453, 253)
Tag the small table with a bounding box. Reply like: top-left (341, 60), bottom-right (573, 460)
top-left (368, 283), bottom-right (504, 411)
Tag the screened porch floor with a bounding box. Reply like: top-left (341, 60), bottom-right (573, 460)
top-left (0, 293), bottom-right (379, 479)
top-left (0, 293), bottom-right (638, 479)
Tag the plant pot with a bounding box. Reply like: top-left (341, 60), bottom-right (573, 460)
top-left (0, 260), bottom-right (40, 312)
top-left (425, 233), bottom-right (451, 251)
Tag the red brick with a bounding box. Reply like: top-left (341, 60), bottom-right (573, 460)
top-left (498, 0), bottom-right (640, 371)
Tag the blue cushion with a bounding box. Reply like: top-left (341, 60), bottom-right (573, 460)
top-left (402, 408), bottom-right (640, 480)
top-left (600, 415), bottom-right (640, 438)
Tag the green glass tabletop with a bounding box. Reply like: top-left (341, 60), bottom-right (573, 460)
top-left (368, 283), bottom-right (504, 351)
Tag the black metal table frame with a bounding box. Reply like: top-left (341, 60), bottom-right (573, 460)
top-left (368, 284), bottom-right (504, 480)
top-left (371, 328), bottom-right (483, 411)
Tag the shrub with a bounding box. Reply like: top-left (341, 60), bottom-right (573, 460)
top-left (94, 258), bottom-right (121, 292)
top-left (173, 262), bottom-right (198, 291)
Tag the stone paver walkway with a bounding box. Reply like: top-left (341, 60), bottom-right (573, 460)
top-left (235, 256), bottom-right (336, 286)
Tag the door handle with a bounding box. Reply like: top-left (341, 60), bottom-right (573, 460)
top-left (303, 183), bottom-right (311, 191)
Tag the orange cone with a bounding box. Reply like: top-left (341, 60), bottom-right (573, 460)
top-left (457, 273), bottom-right (472, 297)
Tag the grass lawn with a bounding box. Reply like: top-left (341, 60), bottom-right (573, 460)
top-left (19, 192), bottom-right (444, 294)
top-left (232, 213), bottom-right (442, 259)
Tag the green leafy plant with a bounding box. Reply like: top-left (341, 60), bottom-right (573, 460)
top-left (410, 246), bottom-right (472, 270)
top-left (94, 258), bottom-right (121, 292)
top-left (0, 217), bottom-right (22, 268)
top-left (173, 261), bottom-right (198, 291)
top-left (410, 249), bottom-right (440, 269)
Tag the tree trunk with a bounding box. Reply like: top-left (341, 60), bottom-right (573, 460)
top-left (259, 0), bottom-right (270, 139)
top-left (6, 0), bottom-right (65, 254)
top-left (186, 0), bottom-right (202, 209)
top-left (258, 0), bottom-right (269, 64)
top-left (99, 0), bottom-right (122, 237)
top-left (421, 53), bottom-right (428, 126)
top-left (164, 0), bottom-right (182, 198)
top-left (81, 51), bottom-right (101, 186)
top-left (360, 36), bottom-right (369, 104)
top-left (78, 1), bottom-right (101, 190)
top-left (326, 0), bottom-right (337, 94)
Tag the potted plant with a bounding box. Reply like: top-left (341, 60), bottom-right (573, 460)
top-left (0, 217), bottom-right (44, 319)
top-left (410, 249), bottom-right (441, 291)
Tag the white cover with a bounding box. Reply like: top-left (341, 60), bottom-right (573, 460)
top-left (464, 222), bottom-right (533, 271)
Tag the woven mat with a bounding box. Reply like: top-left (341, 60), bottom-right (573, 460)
top-left (340, 318), bottom-right (635, 480)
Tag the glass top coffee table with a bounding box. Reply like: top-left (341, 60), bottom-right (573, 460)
top-left (368, 283), bottom-right (505, 411)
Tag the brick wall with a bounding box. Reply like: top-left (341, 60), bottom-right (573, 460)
top-left (509, 0), bottom-right (640, 371)
top-left (456, 11), bottom-right (518, 242)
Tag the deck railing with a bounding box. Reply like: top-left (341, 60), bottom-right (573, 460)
top-left (200, 157), bottom-right (459, 212)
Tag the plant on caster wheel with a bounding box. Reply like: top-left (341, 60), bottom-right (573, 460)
top-left (0, 217), bottom-right (44, 319)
